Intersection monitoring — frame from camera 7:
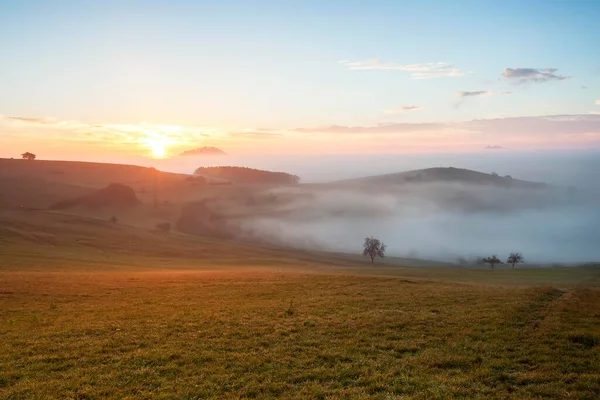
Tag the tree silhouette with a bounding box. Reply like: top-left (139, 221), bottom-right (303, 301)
top-left (482, 255), bottom-right (503, 269)
top-left (21, 152), bottom-right (36, 161)
top-left (363, 237), bottom-right (386, 264)
top-left (507, 252), bottom-right (524, 268)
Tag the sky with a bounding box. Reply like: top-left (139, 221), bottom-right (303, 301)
top-left (1, 0), bottom-right (600, 162)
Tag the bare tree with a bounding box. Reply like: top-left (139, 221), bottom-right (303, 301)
top-left (21, 152), bottom-right (36, 161)
top-left (482, 255), bottom-right (503, 269)
top-left (363, 237), bottom-right (386, 264)
top-left (507, 252), bottom-right (524, 268)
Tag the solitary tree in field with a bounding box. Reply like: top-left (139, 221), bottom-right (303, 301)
top-left (21, 152), bottom-right (36, 160)
top-left (363, 237), bottom-right (386, 264)
top-left (482, 255), bottom-right (503, 269)
top-left (507, 252), bottom-right (524, 268)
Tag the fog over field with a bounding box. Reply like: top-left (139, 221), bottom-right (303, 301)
top-left (166, 150), bottom-right (599, 265)
top-left (243, 192), bottom-right (599, 264)
top-left (39, 149), bottom-right (598, 264)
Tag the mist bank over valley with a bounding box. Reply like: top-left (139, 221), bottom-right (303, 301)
top-left (1, 152), bottom-right (597, 265)
top-left (197, 166), bottom-right (599, 265)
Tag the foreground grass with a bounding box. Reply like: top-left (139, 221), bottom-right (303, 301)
top-left (1, 269), bottom-right (599, 399)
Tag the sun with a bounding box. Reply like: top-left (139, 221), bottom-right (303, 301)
top-left (138, 127), bottom-right (183, 159)
top-left (149, 140), bottom-right (167, 158)
top-left (142, 136), bottom-right (171, 159)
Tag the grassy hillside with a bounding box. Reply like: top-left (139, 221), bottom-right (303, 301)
top-left (0, 158), bottom-right (245, 212)
top-left (0, 209), bottom-right (306, 271)
top-left (0, 175), bottom-right (91, 209)
top-left (0, 158), bottom-right (185, 189)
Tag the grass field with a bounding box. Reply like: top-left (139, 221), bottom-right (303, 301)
top-left (1, 210), bottom-right (600, 399)
top-left (1, 268), bottom-right (599, 399)
top-left (1, 158), bottom-right (599, 400)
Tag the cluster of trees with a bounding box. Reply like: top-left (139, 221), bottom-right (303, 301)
top-left (480, 252), bottom-right (524, 268)
top-left (194, 166), bottom-right (300, 185)
top-left (21, 152), bottom-right (36, 160)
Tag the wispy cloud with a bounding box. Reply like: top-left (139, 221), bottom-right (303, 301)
top-left (456, 90), bottom-right (511, 97)
top-left (596, 99), bottom-right (600, 106)
top-left (228, 130), bottom-right (283, 139)
top-left (502, 68), bottom-right (570, 83)
top-left (339, 59), bottom-right (462, 79)
top-left (384, 105), bottom-right (423, 114)
top-left (454, 90), bottom-right (511, 108)
top-left (7, 116), bottom-right (56, 124)
top-left (295, 122), bottom-right (449, 135)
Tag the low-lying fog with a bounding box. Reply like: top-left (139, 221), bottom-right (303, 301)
top-left (239, 184), bottom-right (599, 265)
top-left (161, 150), bottom-right (600, 265)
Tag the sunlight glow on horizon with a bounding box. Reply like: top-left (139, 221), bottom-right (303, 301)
top-left (139, 131), bottom-right (181, 159)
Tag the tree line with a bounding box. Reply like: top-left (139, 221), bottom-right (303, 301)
top-left (363, 237), bottom-right (525, 268)
top-left (194, 166), bottom-right (300, 185)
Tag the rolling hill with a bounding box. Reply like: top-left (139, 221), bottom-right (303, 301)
top-left (0, 158), bottom-right (186, 190)
top-left (0, 158), bottom-right (217, 211)
top-left (337, 167), bottom-right (547, 189)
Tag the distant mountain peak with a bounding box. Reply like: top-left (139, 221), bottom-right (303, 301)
top-left (180, 146), bottom-right (226, 156)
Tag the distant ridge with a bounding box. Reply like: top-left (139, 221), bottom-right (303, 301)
top-left (337, 167), bottom-right (547, 189)
top-left (180, 146), bottom-right (226, 156)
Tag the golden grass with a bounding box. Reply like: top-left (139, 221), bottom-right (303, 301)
top-left (1, 268), bottom-right (599, 399)
top-left (1, 207), bottom-right (599, 398)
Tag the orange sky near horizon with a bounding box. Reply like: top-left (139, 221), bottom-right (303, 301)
top-left (1, 114), bottom-right (599, 163)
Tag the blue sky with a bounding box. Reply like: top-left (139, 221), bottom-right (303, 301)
top-left (1, 0), bottom-right (599, 159)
